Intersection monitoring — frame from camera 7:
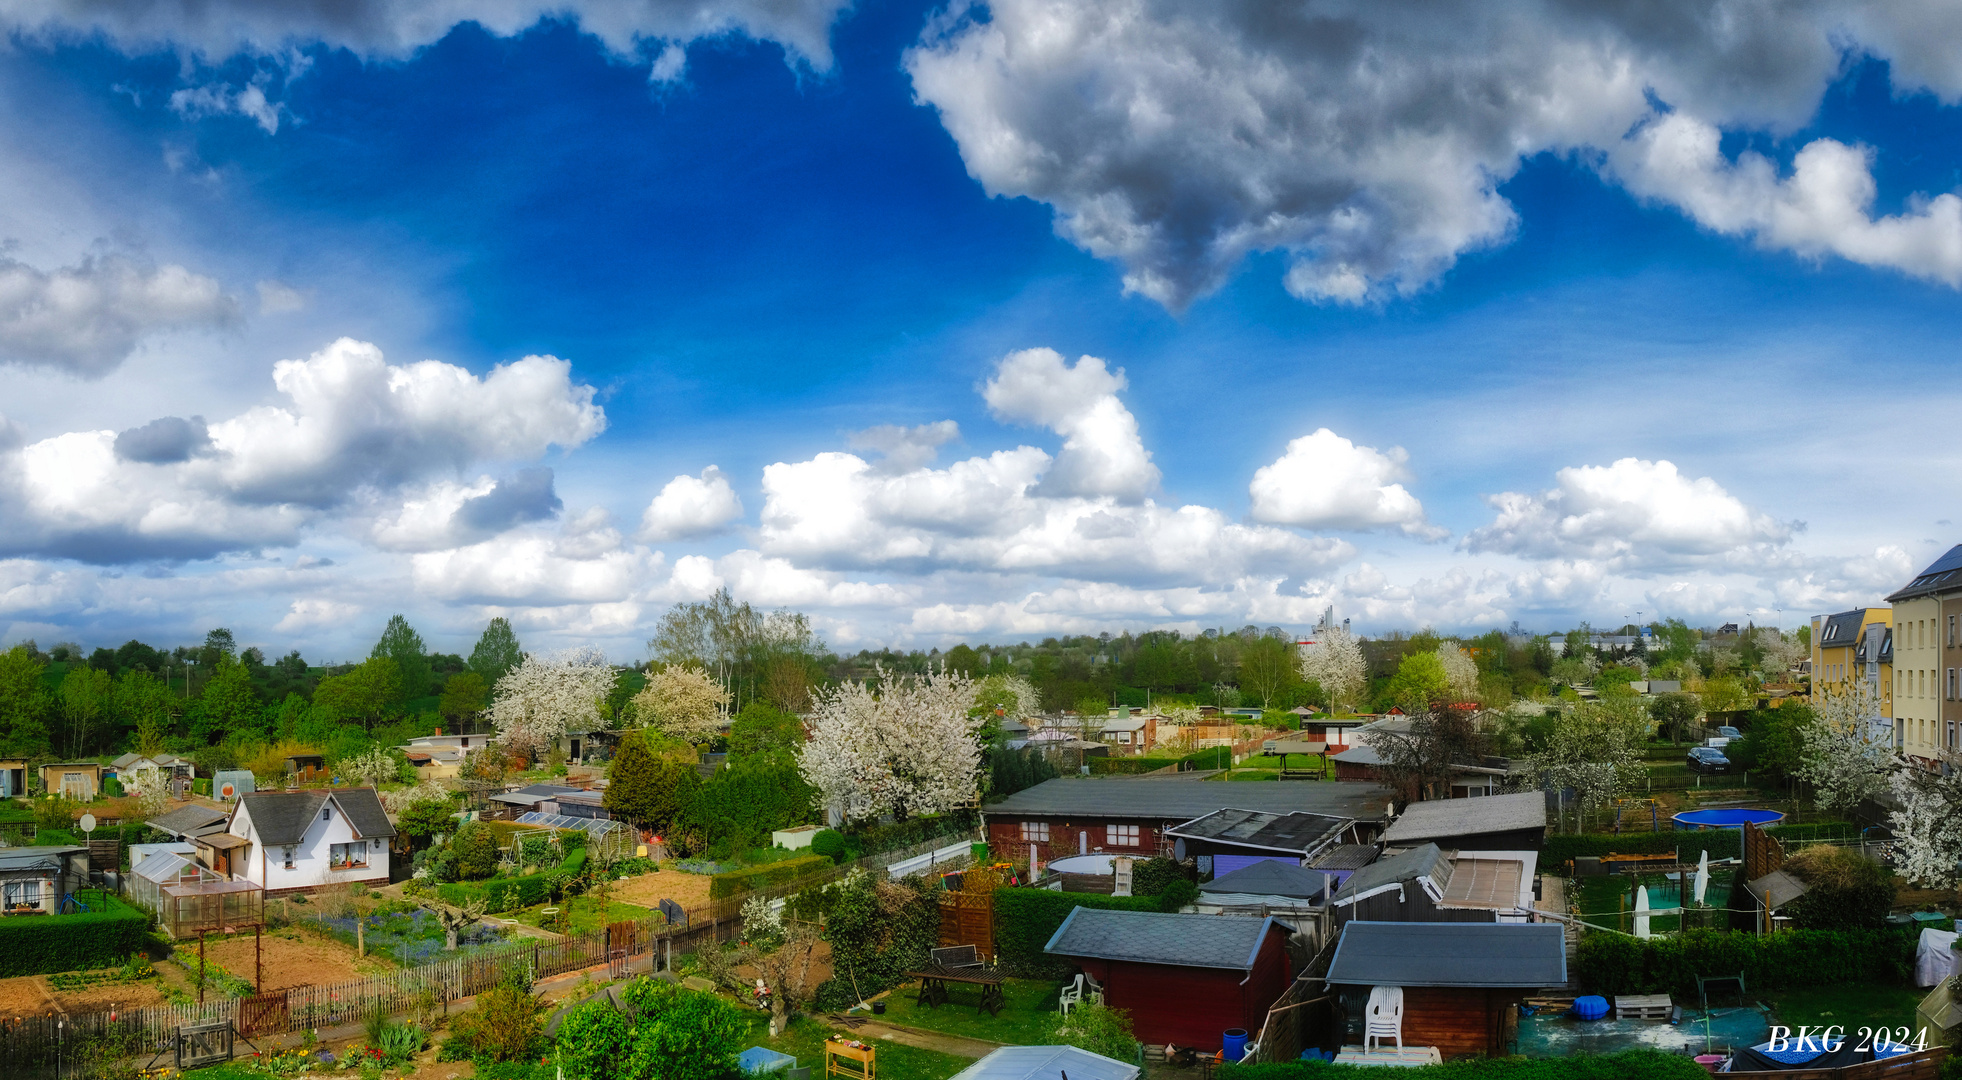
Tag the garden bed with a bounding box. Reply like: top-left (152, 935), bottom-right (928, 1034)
top-left (610, 867), bottom-right (714, 912)
top-left (310, 907), bottom-right (512, 965)
top-left (199, 927), bottom-right (392, 992)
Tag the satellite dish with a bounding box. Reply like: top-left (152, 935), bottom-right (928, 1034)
top-left (78, 814), bottom-right (96, 834)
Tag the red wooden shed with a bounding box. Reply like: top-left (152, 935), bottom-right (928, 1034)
top-left (1044, 908), bottom-right (1296, 1050)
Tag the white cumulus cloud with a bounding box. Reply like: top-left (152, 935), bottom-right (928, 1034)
top-left (1463, 457), bottom-right (1795, 569)
top-left (638, 466), bottom-right (744, 541)
top-left (0, 253), bottom-right (238, 376)
top-left (982, 348), bottom-right (1158, 501)
top-left (1249, 429), bottom-right (1441, 539)
top-left (907, 0), bottom-right (1962, 310)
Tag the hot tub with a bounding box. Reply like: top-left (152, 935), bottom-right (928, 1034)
top-left (1672, 808), bottom-right (1785, 830)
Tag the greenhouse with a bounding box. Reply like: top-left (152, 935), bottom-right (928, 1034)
top-left (514, 811), bottom-right (634, 858)
top-left (130, 849), bottom-right (265, 937)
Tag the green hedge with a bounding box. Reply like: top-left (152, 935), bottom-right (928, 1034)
top-left (1544, 822), bottom-right (1861, 870)
top-left (993, 889), bottom-right (1166, 976)
top-left (484, 876), bottom-right (553, 912)
top-left (1220, 1051), bottom-right (1707, 1080)
top-left (1088, 747), bottom-right (1232, 775)
top-left (709, 854), bottom-right (832, 899)
top-left (847, 813), bottom-right (976, 857)
top-left (0, 892), bottom-right (149, 976)
top-left (1573, 927), bottom-right (1916, 996)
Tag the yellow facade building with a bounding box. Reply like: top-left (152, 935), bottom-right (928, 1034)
top-left (1810, 607), bottom-right (1893, 743)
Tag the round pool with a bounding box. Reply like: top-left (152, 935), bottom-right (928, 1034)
top-left (1672, 808), bottom-right (1785, 830)
top-left (1047, 854), bottom-right (1116, 874)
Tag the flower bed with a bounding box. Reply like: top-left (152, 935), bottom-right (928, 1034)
top-left (313, 907), bottom-right (509, 966)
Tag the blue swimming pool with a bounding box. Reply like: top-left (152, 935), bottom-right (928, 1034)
top-left (1673, 808), bottom-right (1785, 829)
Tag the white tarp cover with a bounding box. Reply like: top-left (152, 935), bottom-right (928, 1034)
top-left (1917, 928), bottom-right (1958, 987)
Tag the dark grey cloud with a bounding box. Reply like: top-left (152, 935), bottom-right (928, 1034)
top-left (114, 415), bottom-right (210, 464)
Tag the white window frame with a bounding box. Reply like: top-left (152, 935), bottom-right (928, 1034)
top-left (1106, 824), bottom-right (1140, 847)
top-left (1019, 821), bottom-right (1049, 842)
top-left (329, 842), bottom-right (367, 870)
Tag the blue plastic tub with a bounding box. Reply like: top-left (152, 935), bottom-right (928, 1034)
top-left (1572, 996), bottom-right (1610, 1020)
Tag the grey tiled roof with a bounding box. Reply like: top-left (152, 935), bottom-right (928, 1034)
top-left (1327, 921), bottom-right (1566, 988)
top-left (241, 787), bottom-right (395, 847)
top-left (1044, 908), bottom-right (1291, 970)
top-left (984, 778), bottom-right (1392, 822)
top-left (1380, 792), bottom-right (1546, 843)
top-left (1817, 609), bottom-right (1869, 648)
top-left (1332, 843), bottom-right (1448, 903)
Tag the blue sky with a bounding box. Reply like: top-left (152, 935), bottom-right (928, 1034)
top-left (3, 1), bottom-right (1962, 662)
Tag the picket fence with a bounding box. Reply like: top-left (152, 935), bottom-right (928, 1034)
top-left (0, 824), bottom-right (983, 1078)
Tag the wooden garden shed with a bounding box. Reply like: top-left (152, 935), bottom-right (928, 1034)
top-left (1324, 921), bottom-right (1566, 1059)
top-left (1044, 908), bottom-right (1295, 1050)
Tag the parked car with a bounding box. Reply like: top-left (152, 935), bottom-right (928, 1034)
top-left (1688, 746), bottom-right (1730, 773)
top-left (1715, 725), bottom-right (1742, 739)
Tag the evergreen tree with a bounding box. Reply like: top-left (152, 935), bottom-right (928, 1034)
top-left (371, 615), bottom-right (432, 701)
top-left (604, 732), bottom-right (702, 831)
top-left (469, 617), bottom-right (524, 686)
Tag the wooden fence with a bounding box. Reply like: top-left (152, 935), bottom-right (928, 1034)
top-left (0, 825), bottom-right (982, 1077)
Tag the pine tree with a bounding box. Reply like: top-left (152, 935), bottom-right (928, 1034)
top-left (371, 615), bottom-right (431, 701)
top-left (468, 617), bottom-right (524, 686)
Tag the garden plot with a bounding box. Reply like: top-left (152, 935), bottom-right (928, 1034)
top-left (0, 962), bottom-right (174, 1015)
top-left (201, 929), bottom-right (387, 992)
top-left (311, 907), bottom-right (512, 965)
top-left (610, 867), bottom-right (714, 913)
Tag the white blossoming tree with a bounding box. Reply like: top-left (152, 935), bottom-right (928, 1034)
top-left (797, 664), bottom-right (981, 823)
top-left (487, 646), bottom-right (617, 758)
top-left (1437, 643), bottom-right (1480, 702)
top-left (629, 665), bottom-right (730, 743)
top-left (1797, 680), bottom-right (1894, 815)
top-left (1529, 702), bottom-right (1646, 831)
top-left (1891, 758), bottom-right (1962, 887)
top-left (1754, 628), bottom-right (1806, 683)
top-left (974, 673), bottom-right (1041, 722)
top-left (1298, 627), bottom-right (1366, 714)
top-left (339, 745), bottom-right (404, 788)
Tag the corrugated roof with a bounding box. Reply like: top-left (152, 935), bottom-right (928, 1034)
top-left (1044, 908), bottom-right (1291, 970)
top-left (1887, 544), bottom-right (1962, 603)
top-left (1311, 844), bottom-right (1380, 871)
top-left (1168, 809), bottom-right (1351, 854)
top-left (149, 804), bottom-right (231, 837)
top-left (1381, 792), bottom-right (1546, 844)
top-left (1332, 843), bottom-right (1448, 904)
top-left (984, 779), bottom-right (1391, 822)
top-left (1438, 857), bottom-right (1523, 909)
top-left (950, 1046), bottom-right (1139, 1080)
top-left (1327, 921), bottom-right (1566, 987)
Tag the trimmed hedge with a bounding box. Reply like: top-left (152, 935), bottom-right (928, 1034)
top-left (1573, 927), bottom-right (1916, 997)
top-left (0, 891), bottom-right (149, 976)
top-left (1220, 1051), bottom-right (1708, 1080)
top-left (1543, 822), bottom-right (1860, 870)
top-left (994, 888), bottom-right (1165, 976)
top-left (1088, 747), bottom-right (1232, 776)
top-left (708, 854), bottom-right (832, 899)
top-left (484, 875), bottom-right (553, 912)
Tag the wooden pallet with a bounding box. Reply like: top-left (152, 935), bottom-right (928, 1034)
top-left (1615, 994), bottom-right (1673, 1020)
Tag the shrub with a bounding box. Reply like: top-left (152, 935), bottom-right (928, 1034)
top-left (992, 889), bottom-right (1161, 977)
top-left (812, 873), bottom-right (941, 1010)
top-left (847, 813), bottom-right (975, 856)
top-left (483, 876), bottom-right (553, 913)
top-left (101, 777), bottom-right (124, 797)
top-left (1782, 845), bottom-right (1896, 930)
top-left (1131, 856), bottom-right (1188, 897)
top-left (708, 854), bottom-right (832, 899)
top-left (1219, 1051), bottom-right (1708, 1080)
top-left (32, 795), bottom-right (80, 830)
top-left (0, 892), bottom-right (148, 976)
top-left (1046, 1002), bottom-right (1139, 1061)
top-left (809, 829), bottom-right (847, 860)
top-left (1572, 927), bottom-right (1915, 996)
top-left (448, 821), bottom-right (501, 881)
top-left (450, 968), bottom-right (545, 1063)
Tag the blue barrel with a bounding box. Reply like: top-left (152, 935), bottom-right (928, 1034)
top-left (1222, 1029), bottom-right (1249, 1062)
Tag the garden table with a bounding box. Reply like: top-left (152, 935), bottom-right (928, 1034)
top-left (906, 963), bottom-right (1006, 1016)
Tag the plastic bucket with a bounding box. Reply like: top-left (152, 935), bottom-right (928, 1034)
top-left (872, 1001), bottom-right (886, 1015)
top-left (1694, 1054), bottom-right (1725, 1074)
top-left (1222, 1029), bottom-right (1249, 1063)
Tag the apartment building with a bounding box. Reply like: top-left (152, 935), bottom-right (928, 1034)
top-left (1887, 544), bottom-right (1962, 761)
top-left (1811, 607), bottom-right (1892, 744)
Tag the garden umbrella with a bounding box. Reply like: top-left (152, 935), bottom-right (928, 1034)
top-left (1634, 884), bottom-right (1652, 938)
top-left (1694, 850), bottom-right (1710, 905)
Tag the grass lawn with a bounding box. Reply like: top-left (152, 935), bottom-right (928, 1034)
top-left (511, 894), bottom-right (655, 934)
top-left (877, 977), bottom-right (1067, 1046)
top-left (752, 1015), bottom-right (972, 1080)
top-left (1766, 983), bottom-right (1927, 1037)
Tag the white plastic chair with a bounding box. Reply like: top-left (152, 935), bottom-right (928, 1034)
top-left (1059, 974), bottom-right (1086, 1015)
top-left (1083, 973), bottom-right (1105, 1006)
top-left (1364, 986), bottom-right (1404, 1054)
